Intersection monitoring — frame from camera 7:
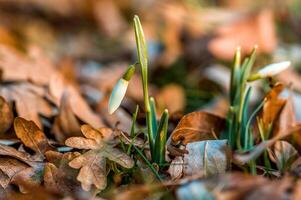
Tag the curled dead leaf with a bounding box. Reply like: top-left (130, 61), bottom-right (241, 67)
top-left (170, 111), bottom-right (225, 145)
top-left (0, 96), bottom-right (13, 134)
top-left (261, 82), bottom-right (286, 130)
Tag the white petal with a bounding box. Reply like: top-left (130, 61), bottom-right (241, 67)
top-left (258, 61), bottom-right (291, 77)
top-left (108, 79), bottom-right (129, 114)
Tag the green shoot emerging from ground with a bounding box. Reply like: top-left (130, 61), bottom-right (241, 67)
top-left (108, 15), bottom-right (169, 167)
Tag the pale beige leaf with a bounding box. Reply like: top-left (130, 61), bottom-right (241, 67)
top-left (65, 137), bottom-right (98, 150)
top-left (183, 140), bottom-right (230, 177)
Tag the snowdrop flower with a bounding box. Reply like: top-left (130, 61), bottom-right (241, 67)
top-left (248, 61), bottom-right (291, 81)
top-left (108, 65), bottom-right (135, 114)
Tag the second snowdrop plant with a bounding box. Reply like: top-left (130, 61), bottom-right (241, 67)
top-left (108, 15), bottom-right (169, 166)
top-left (248, 61), bottom-right (291, 81)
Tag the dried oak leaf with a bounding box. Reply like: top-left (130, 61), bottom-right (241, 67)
top-left (0, 96), bottom-right (13, 134)
top-left (0, 45), bottom-right (103, 129)
top-left (0, 83), bottom-right (52, 128)
top-left (0, 157), bottom-right (28, 189)
top-left (44, 151), bottom-right (92, 198)
top-left (52, 91), bottom-right (81, 143)
top-left (65, 124), bottom-right (134, 191)
top-left (170, 111), bottom-right (225, 145)
top-left (14, 117), bottom-right (53, 157)
top-left (0, 144), bottom-right (44, 193)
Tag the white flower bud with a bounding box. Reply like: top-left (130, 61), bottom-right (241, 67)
top-left (108, 78), bottom-right (129, 114)
top-left (258, 61), bottom-right (291, 77)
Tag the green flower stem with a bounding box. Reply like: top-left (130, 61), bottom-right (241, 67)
top-left (134, 15), bottom-right (155, 158)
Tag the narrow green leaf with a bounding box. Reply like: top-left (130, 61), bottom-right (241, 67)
top-left (154, 109), bottom-right (169, 165)
top-left (241, 46), bottom-right (257, 84)
top-left (150, 97), bottom-right (158, 139)
top-left (240, 87), bottom-right (252, 149)
top-left (244, 99), bottom-right (264, 150)
top-left (230, 47), bottom-right (241, 104)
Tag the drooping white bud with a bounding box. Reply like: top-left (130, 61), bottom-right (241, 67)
top-left (248, 61), bottom-right (291, 81)
top-left (257, 61), bottom-right (291, 77)
top-left (108, 78), bottom-right (129, 114)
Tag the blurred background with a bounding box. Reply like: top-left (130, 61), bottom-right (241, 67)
top-left (0, 0), bottom-right (301, 117)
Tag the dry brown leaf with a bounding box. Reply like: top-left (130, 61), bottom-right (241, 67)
top-left (213, 173), bottom-right (291, 200)
top-left (14, 117), bottom-right (53, 156)
top-left (0, 45), bottom-right (55, 85)
top-left (0, 144), bottom-right (41, 166)
top-left (170, 111), bottom-right (225, 145)
top-left (0, 143), bottom-right (44, 193)
top-left (261, 83), bottom-right (286, 131)
top-left (272, 95), bottom-right (296, 137)
top-left (293, 179), bottom-right (301, 200)
top-left (65, 124), bottom-right (134, 191)
top-left (0, 157), bottom-right (28, 189)
top-left (0, 83), bottom-right (53, 128)
top-left (11, 164), bottom-right (44, 193)
top-left (49, 73), bottom-right (104, 129)
top-left (208, 9), bottom-right (277, 60)
top-left (52, 91), bottom-right (81, 143)
top-left (0, 96), bottom-right (13, 134)
top-left (44, 151), bottom-right (92, 198)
